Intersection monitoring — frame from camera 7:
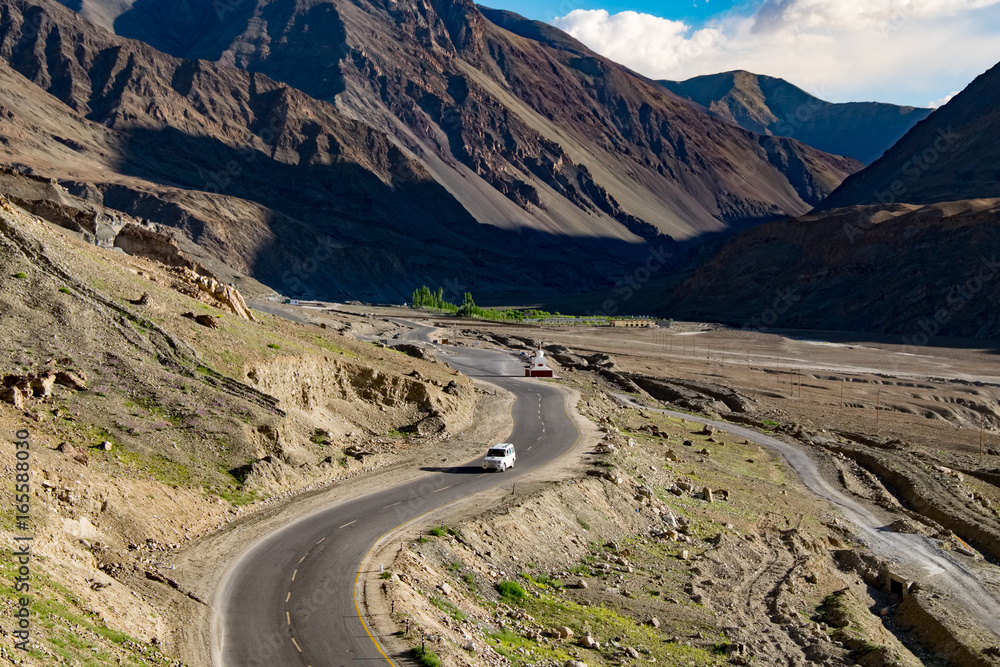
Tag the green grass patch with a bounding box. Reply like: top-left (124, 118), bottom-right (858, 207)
top-left (267, 343), bottom-right (281, 350)
top-left (214, 486), bottom-right (260, 506)
top-left (312, 335), bottom-right (357, 358)
top-left (114, 449), bottom-right (191, 487)
top-left (429, 596), bottom-right (466, 622)
top-left (13, 272), bottom-right (27, 279)
top-left (410, 646), bottom-right (442, 667)
top-left (497, 580), bottom-right (527, 601)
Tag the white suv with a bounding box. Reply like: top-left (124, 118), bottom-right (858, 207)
top-left (483, 443), bottom-right (516, 472)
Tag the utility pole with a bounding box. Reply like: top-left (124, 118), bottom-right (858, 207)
top-left (981, 417), bottom-right (985, 463)
top-left (876, 387), bottom-right (881, 427)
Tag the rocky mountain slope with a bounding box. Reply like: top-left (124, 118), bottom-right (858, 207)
top-left (661, 70), bottom-right (932, 165)
top-left (666, 198), bottom-right (1000, 337)
top-left (47, 1), bottom-right (860, 269)
top-left (3, 0), bottom-right (657, 304)
top-left (821, 61), bottom-right (1000, 208)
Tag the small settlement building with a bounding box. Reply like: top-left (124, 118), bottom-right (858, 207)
top-left (610, 318), bottom-right (655, 328)
top-left (525, 349), bottom-right (554, 377)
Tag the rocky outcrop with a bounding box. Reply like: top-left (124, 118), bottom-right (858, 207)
top-left (2, 368), bottom-right (87, 406)
top-left (114, 224), bottom-right (198, 271)
top-left (170, 267), bottom-right (255, 321)
top-left (244, 353), bottom-right (468, 437)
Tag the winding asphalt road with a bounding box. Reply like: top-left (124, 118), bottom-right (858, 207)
top-left (213, 323), bottom-right (575, 666)
top-left (614, 394), bottom-right (1000, 638)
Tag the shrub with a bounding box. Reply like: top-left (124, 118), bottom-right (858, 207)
top-left (497, 580), bottom-right (527, 601)
top-left (429, 526), bottom-right (448, 537)
top-left (13, 272), bottom-right (27, 279)
top-left (59, 286), bottom-right (71, 294)
top-left (267, 343), bottom-right (281, 350)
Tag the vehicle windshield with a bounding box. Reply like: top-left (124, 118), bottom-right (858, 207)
top-left (487, 448), bottom-right (508, 458)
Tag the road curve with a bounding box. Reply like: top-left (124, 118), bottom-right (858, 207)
top-left (614, 394), bottom-right (1000, 637)
top-left (213, 329), bottom-right (576, 666)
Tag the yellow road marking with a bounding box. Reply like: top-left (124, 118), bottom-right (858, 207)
top-left (354, 385), bottom-right (583, 667)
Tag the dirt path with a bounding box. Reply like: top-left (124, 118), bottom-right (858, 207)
top-left (614, 393), bottom-right (1000, 640)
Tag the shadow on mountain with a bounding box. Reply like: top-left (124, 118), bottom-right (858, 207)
top-left (114, 0), bottom-right (349, 101)
top-left (109, 126), bottom-right (666, 304)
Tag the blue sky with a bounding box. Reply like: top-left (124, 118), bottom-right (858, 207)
top-left (489, 0), bottom-right (732, 25)
top-left (484, 0), bottom-right (1000, 107)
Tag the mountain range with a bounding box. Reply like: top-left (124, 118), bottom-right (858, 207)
top-left (664, 61), bottom-right (1000, 337)
top-left (0, 0), bottom-right (866, 302)
top-left (3, 0), bottom-right (996, 335)
top-left (661, 70), bottom-right (932, 165)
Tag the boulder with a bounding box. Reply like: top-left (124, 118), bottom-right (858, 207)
top-left (55, 370), bottom-right (87, 390)
top-left (581, 632), bottom-right (600, 649)
top-left (625, 647), bottom-right (640, 659)
top-left (30, 371), bottom-right (56, 398)
top-left (552, 626), bottom-right (574, 639)
top-left (575, 578), bottom-right (588, 589)
top-left (703, 488), bottom-right (715, 503)
top-left (56, 442), bottom-right (89, 465)
top-left (1, 385), bottom-right (25, 409)
top-left (649, 617), bottom-right (660, 628)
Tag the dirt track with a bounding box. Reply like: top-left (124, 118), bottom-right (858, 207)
top-left (617, 394), bottom-right (1000, 639)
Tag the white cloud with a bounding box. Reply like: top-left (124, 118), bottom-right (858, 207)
top-left (552, 0), bottom-right (1000, 106)
top-left (929, 91), bottom-right (960, 107)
